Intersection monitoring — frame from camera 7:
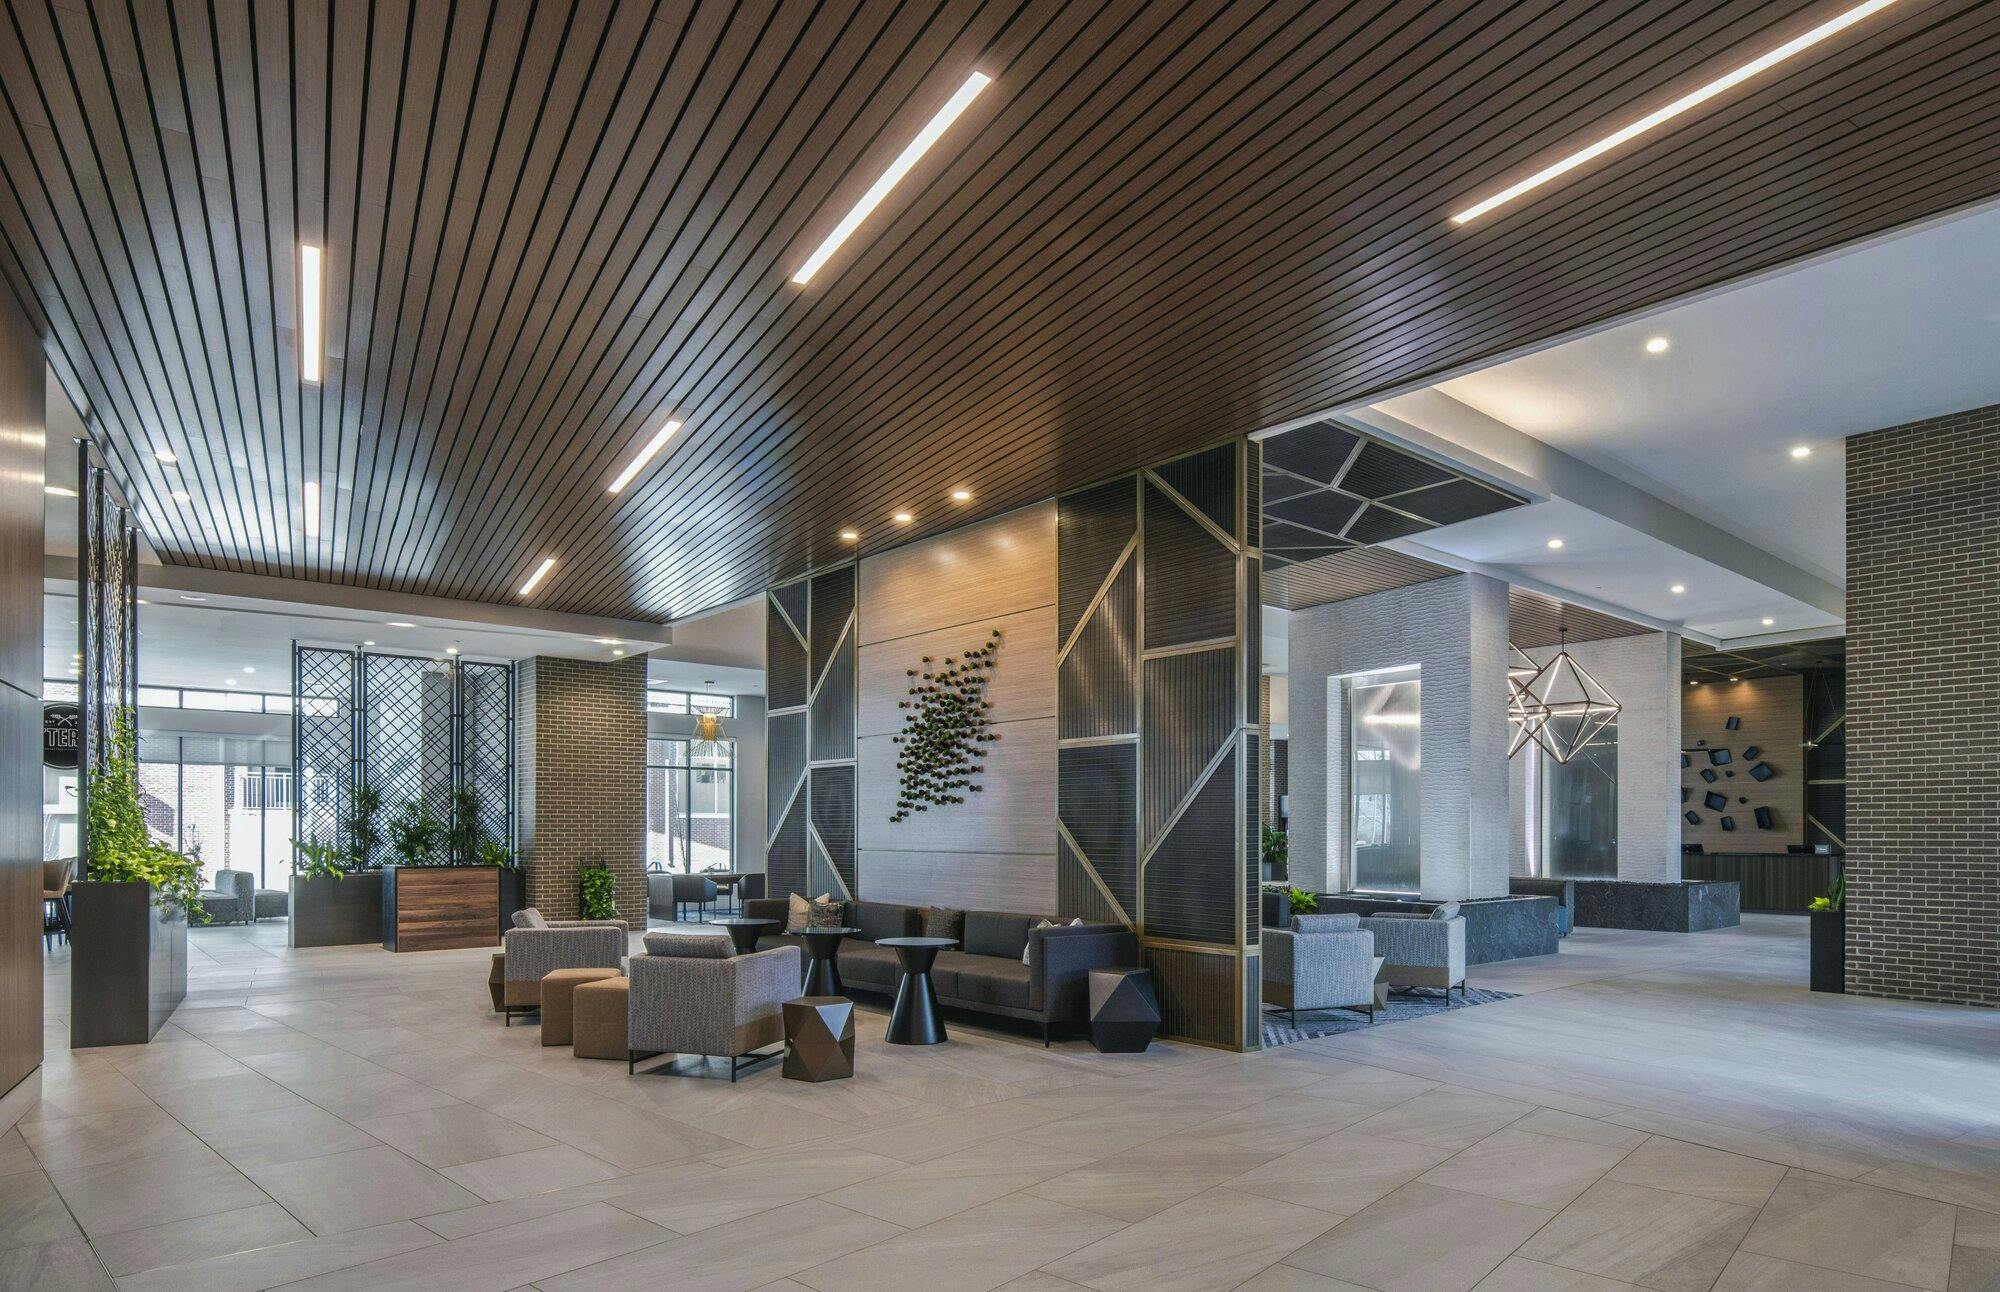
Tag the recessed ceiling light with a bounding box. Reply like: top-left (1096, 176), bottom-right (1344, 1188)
top-left (1670, 584), bottom-right (1685, 594)
top-left (1729, 676), bottom-right (1739, 683)
top-left (303, 481), bottom-right (321, 538)
top-left (45, 484), bottom-right (76, 497)
top-left (1762, 617), bottom-right (1775, 626)
top-left (519, 556), bottom-right (556, 597)
top-left (386, 621), bottom-right (415, 628)
top-left (300, 244), bottom-right (323, 383)
top-left (136, 598), bottom-right (147, 605)
top-left (791, 71), bottom-right (993, 285)
top-left (596, 638), bottom-right (622, 646)
top-left (1546, 537), bottom-right (1563, 550)
top-left (154, 448), bottom-right (177, 464)
top-left (950, 488), bottom-right (972, 502)
top-left (243, 666), bottom-right (255, 674)
top-left (445, 646), bottom-right (460, 655)
top-left (180, 595), bottom-right (208, 603)
top-left (1645, 336), bottom-right (1670, 354)
top-left (606, 417), bottom-right (683, 494)
top-left (225, 678), bottom-right (238, 686)
top-left (1789, 445), bottom-right (1812, 460)
top-left (362, 640), bottom-right (376, 646)
top-left (612, 649), bottom-right (626, 657)
top-left (891, 512), bottom-right (914, 525)
top-left (839, 529), bottom-right (859, 542)
top-left (1449, 0), bottom-right (1902, 225)
top-left (1689, 679), bottom-right (1700, 686)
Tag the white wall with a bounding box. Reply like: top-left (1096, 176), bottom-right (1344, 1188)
top-left (1289, 573), bottom-right (1512, 900)
top-left (1508, 631), bottom-right (1682, 883)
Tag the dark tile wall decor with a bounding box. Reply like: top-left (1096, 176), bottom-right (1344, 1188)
top-left (768, 564), bottom-right (859, 903)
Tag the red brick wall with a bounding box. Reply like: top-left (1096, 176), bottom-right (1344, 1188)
top-left (516, 656), bottom-right (648, 923)
top-left (1846, 403), bottom-right (2000, 1006)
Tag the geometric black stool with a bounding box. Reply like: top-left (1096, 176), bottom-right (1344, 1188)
top-left (782, 996), bottom-right (855, 1082)
top-left (1086, 967), bottom-right (1160, 1053)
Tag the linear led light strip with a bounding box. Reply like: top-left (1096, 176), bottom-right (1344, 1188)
top-left (607, 417), bottom-right (683, 494)
top-left (1451, 0), bottom-right (1900, 225)
top-left (791, 71), bottom-right (992, 285)
top-left (519, 556), bottom-right (556, 597)
top-left (299, 244), bottom-right (323, 382)
top-left (303, 480), bottom-right (320, 538)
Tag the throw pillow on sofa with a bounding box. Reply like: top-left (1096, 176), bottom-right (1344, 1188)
top-left (1023, 917), bottom-right (1084, 964)
top-left (924, 906), bottom-right (964, 941)
top-left (787, 892), bottom-right (845, 931)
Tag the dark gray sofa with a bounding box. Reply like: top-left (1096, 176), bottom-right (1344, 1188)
top-left (742, 897), bottom-right (1135, 1044)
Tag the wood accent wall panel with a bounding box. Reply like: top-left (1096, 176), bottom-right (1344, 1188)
top-left (858, 718), bottom-right (1057, 856)
top-left (1682, 676), bottom-right (1805, 852)
top-left (858, 849), bottom-right (1056, 917)
top-left (0, 282), bottom-right (41, 1103)
top-left (857, 604), bottom-right (1055, 738)
top-left (387, 868), bottom-right (499, 952)
top-left (858, 505), bottom-right (1056, 645)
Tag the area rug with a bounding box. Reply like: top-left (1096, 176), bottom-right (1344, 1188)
top-left (1261, 986), bottom-right (1519, 1049)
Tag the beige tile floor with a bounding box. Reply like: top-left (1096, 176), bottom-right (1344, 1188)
top-left (8, 914), bottom-right (1999, 1291)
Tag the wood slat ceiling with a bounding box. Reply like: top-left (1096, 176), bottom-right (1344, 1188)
top-left (3, 0), bottom-right (1998, 622)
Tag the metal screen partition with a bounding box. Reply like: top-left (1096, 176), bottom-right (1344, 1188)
top-left (293, 647), bottom-right (358, 852)
top-left (458, 661), bottom-right (514, 852)
top-left (292, 645), bottom-right (513, 865)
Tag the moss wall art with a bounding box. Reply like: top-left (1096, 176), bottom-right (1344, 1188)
top-left (890, 629), bottom-right (1001, 822)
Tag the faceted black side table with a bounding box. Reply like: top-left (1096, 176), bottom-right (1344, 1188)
top-left (1087, 967), bottom-right (1160, 1053)
top-left (782, 996), bottom-right (855, 1082)
top-left (877, 937), bottom-right (957, 1045)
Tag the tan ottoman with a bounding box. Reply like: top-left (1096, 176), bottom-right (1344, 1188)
top-left (572, 976), bottom-right (629, 1061)
top-left (541, 968), bottom-right (620, 1047)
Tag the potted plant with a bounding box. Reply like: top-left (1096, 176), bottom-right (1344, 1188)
top-left (289, 783), bottom-right (389, 949)
top-left (1261, 824), bottom-right (1289, 882)
top-left (578, 860), bottom-right (618, 921)
top-left (1808, 874), bottom-right (1845, 993)
top-left (386, 801), bottom-right (446, 866)
top-left (70, 710), bottom-right (203, 1046)
top-left (479, 838), bottom-right (526, 934)
top-left (447, 785), bottom-right (483, 866)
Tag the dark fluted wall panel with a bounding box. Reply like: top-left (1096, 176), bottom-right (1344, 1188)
top-left (809, 626), bottom-right (856, 761)
top-left (1143, 946), bottom-right (1239, 1049)
top-left (1144, 748), bottom-right (1241, 945)
top-left (0, 283), bottom-right (40, 1103)
top-left (768, 793), bottom-right (807, 903)
top-left (767, 711), bottom-right (807, 839)
top-left (809, 567), bottom-right (856, 684)
top-left (1141, 648), bottom-right (1238, 848)
top-left (1152, 444), bottom-right (1237, 535)
top-left (768, 564), bottom-right (858, 902)
top-left (1244, 733), bottom-right (1260, 944)
top-left (1059, 743), bottom-right (1137, 917)
top-left (810, 764), bottom-right (857, 897)
top-left (1058, 479), bottom-right (1137, 644)
top-left (1058, 561), bottom-right (1136, 741)
top-left (1143, 481), bottom-right (1237, 648)
top-left (1058, 843), bottom-right (1124, 926)
top-left (766, 607), bottom-right (808, 711)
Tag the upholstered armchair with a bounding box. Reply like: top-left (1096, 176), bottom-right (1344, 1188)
top-left (1361, 905), bottom-right (1468, 998)
top-left (197, 869), bottom-right (254, 925)
top-left (1262, 913), bottom-right (1379, 1025)
top-left (627, 931), bottom-right (799, 1080)
top-left (500, 909), bottom-right (629, 1023)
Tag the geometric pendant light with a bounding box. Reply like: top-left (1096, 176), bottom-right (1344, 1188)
top-left (1506, 643), bottom-right (1547, 758)
top-left (1511, 632), bottom-right (1620, 765)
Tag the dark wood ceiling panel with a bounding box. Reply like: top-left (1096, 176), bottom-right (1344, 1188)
top-left (1508, 587), bottom-right (1651, 648)
top-left (2, 0), bottom-right (1997, 622)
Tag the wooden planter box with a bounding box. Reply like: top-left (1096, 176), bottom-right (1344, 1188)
top-left (1809, 909), bottom-right (1846, 993)
top-left (289, 872), bottom-right (385, 948)
top-left (382, 866), bottom-right (501, 952)
top-left (69, 881), bottom-right (186, 1048)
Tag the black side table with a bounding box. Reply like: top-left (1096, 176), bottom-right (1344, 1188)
top-left (782, 996), bottom-right (855, 1082)
top-left (1087, 967), bottom-right (1160, 1053)
top-left (796, 926), bottom-right (861, 997)
top-left (877, 937), bottom-right (958, 1044)
top-left (707, 916), bottom-right (776, 956)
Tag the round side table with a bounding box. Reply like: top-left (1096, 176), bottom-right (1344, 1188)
top-left (706, 916), bottom-right (776, 956)
top-left (796, 926), bottom-right (861, 997)
top-left (877, 937), bottom-right (958, 1045)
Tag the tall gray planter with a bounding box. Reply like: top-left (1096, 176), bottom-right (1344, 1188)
top-left (70, 881), bottom-right (186, 1047)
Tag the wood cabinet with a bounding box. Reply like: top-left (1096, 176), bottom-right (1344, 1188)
top-left (381, 867), bottom-right (501, 952)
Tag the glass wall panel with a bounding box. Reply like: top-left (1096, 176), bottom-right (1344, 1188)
top-left (1540, 718), bottom-right (1617, 879)
top-left (1349, 673), bottom-right (1420, 894)
top-left (134, 735), bottom-right (294, 885)
top-left (646, 737), bottom-right (735, 873)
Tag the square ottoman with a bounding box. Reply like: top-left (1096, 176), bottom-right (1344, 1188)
top-left (541, 967), bottom-right (621, 1047)
top-left (572, 976), bottom-right (629, 1061)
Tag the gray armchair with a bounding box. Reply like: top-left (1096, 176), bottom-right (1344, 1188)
top-left (1361, 905), bottom-right (1468, 998)
top-left (627, 931), bottom-right (799, 1080)
top-left (198, 869), bottom-right (254, 925)
top-left (1263, 913), bottom-right (1379, 1026)
top-left (672, 873), bottom-right (718, 921)
top-left (500, 908), bottom-right (629, 1023)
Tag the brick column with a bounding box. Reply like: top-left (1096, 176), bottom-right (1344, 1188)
top-left (1846, 403), bottom-right (2000, 1007)
top-left (515, 656), bottom-right (648, 923)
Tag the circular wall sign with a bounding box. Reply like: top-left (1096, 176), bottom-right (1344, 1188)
top-left (43, 703), bottom-right (80, 769)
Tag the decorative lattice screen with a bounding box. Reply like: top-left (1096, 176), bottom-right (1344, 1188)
top-left (293, 647), bottom-right (357, 850)
top-left (458, 661), bottom-right (513, 851)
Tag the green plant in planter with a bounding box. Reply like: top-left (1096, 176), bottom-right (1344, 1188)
top-left (1288, 887), bottom-right (1318, 916)
top-left (1261, 825), bottom-right (1288, 872)
top-left (293, 839), bottom-right (349, 880)
top-left (447, 784), bottom-right (484, 865)
top-left (477, 838), bottom-right (516, 870)
top-left (577, 864), bottom-right (617, 920)
top-left (1808, 874), bottom-right (1845, 913)
top-left (385, 800), bottom-right (446, 866)
top-left (85, 710), bottom-right (206, 920)
top-left (343, 783), bottom-right (384, 869)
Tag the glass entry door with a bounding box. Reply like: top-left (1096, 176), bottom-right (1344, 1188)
top-left (1349, 674), bottom-right (1420, 894)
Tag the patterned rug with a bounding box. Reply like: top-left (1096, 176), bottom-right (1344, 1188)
top-left (1261, 986), bottom-right (1519, 1048)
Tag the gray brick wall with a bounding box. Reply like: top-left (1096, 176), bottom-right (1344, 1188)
top-left (515, 655), bottom-right (649, 923)
top-left (1846, 402), bottom-right (2000, 1007)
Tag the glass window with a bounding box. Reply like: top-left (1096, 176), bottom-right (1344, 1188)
top-left (134, 735), bottom-right (294, 885)
top-left (646, 737), bottom-right (735, 873)
top-left (1348, 671), bottom-right (1420, 894)
top-left (43, 680), bottom-right (78, 701)
top-left (645, 689), bottom-right (735, 717)
top-left (138, 686), bottom-right (180, 707)
top-left (1539, 718), bottom-right (1617, 879)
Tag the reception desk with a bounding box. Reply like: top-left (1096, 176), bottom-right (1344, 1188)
top-left (381, 866), bottom-right (502, 952)
top-left (1682, 852), bottom-right (1843, 914)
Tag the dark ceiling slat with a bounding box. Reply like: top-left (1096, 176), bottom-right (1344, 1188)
top-left (1, 0), bottom-right (1996, 621)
